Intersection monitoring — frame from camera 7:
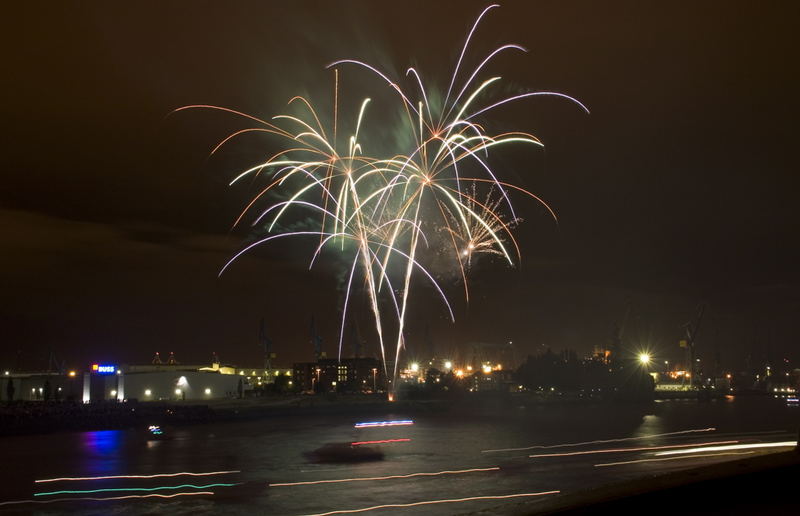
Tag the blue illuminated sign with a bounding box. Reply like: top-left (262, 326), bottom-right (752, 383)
top-left (92, 364), bottom-right (116, 375)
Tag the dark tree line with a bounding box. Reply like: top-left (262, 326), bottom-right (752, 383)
top-left (515, 349), bottom-right (653, 395)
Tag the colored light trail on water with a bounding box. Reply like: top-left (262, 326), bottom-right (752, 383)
top-left (654, 441), bottom-right (797, 456)
top-left (270, 467), bottom-right (499, 487)
top-left (354, 420), bottom-right (414, 428)
top-left (35, 470), bottom-right (240, 483)
top-left (303, 490), bottom-right (561, 516)
top-left (34, 483), bottom-right (236, 497)
top-left (528, 440), bottom-right (739, 458)
top-left (482, 427), bottom-right (717, 453)
top-left (0, 492), bottom-right (214, 507)
top-left (594, 451), bottom-right (755, 467)
top-left (351, 438), bottom-right (411, 446)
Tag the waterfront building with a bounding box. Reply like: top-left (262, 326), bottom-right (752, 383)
top-left (293, 357), bottom-right (382, 393)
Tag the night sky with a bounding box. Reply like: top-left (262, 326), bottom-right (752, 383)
top-left (2, 1), bottom-right (798, 372)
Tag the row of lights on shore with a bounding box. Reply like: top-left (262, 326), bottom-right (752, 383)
top-left (138, 387), bottom-right (214, 397)
top-left (407, 361), bottom-right (503, 377)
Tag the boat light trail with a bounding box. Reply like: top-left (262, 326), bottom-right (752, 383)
top-left (354, 420), bottom-right (414, 428)
top-left (482, 428), bottom-right (717, 453)
top-left (35, 483), bottom-right (236, 497)
top-left (270, 467), bottom-right (499, 487)
top-left (35, 470), bottom-right (240, 483)
top-left (654, 441), bottom-right (797, 456)
top-left (0, 492), bottom-right (214, 506)
top-left (529, 440), bottom-right (739, 458)
top-left (594, 451), bottom-right (755, 467)
top-left (351, 438), bottom-right (411, 446)
top-left (303, 490), bottom-right (560, 515)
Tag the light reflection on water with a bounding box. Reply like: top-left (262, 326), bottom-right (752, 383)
top-left (0, 396), bottom-right (796, 515)
top-left (80, 430), bottom-right (126, 476)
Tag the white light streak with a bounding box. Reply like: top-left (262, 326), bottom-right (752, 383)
top-left (35, 470), bottom-right (240, 483)
top-left (529, 441), bottom-right (738, 458)
top-left (270, 467), bottom-right (498, 487)
top-left (595, 451), bottom-right (755, 467)
top-left (482, 428), bottom-right (717, 453)
top-left (654, 441), bottom-right (797, 456)
top-left (304, 491), bottom-right (560, 516)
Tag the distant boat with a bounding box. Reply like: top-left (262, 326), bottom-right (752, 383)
top-left (305, 442), bottom-right (384, 463)
top-left (144, 424), bottom-right (173, 441)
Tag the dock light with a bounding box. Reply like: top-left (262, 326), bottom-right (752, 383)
top-left (410, 363), bottom-right (419, 372)
top-left (204, 388), bottom-right (211, 395)
top-left (455, 369), bottom-right (464, 378)
top-left (638, 353), bottom-right (651, 365)
top-left (110, 390), bottom-right (117, 397)
top-left (175, 388), bottom-right (182, 395)
top-left (482, 365), bottom-right (492, 374)
top-left (68, 371), bottom-right (76, 377)
top-left (4, 371), bottom-right (8, 375)
top-left (144, 389), bottom-right (152, 396)
top-left (444, 361), bottom-right (452, 370)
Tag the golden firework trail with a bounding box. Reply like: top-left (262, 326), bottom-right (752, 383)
top-left (175, 3), bottom-right (588, 388)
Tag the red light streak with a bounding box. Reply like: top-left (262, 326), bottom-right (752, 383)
top-left (350, 438), bottom-right (410, 446)
top-left (529, 440), bottom-right (739, 458)
top-left (35, 470), bottom-right (240, 483)
top-left (305, 491), bottom-right (560, 515)
top-left (269, 467), bottom-right (499, 487)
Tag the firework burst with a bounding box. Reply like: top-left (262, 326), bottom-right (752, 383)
top-left (440, 181), bottom-right (521, 271)
top-left (175, 3), bottom-right (588, 389)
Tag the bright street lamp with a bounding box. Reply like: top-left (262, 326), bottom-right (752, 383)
top-left (638, 353), bottom-right (651, 366)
